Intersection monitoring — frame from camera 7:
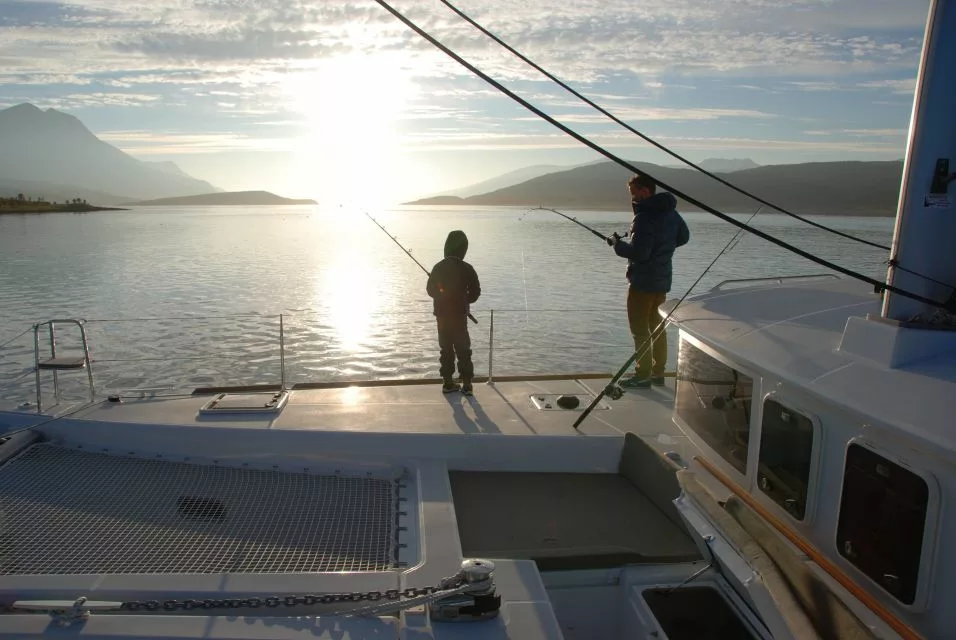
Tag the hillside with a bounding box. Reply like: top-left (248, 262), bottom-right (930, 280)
top-left (410, 160), bottom-right (904, 215)
top-left (0, 103), bottom-right (219, 201)
top-left (125, 191), bottom-right (316, 206)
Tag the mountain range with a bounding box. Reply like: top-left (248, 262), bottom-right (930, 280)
top-left (0, 103), bottom-right (218, 202)
top-left (409, 159), bottom-right (904, 216)
top-left (126, 191), bottom-right (316, 206)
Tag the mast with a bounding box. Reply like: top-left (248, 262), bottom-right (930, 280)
top-left (882, 0), bottom-right (956, 322)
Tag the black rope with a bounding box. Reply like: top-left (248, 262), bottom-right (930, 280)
top-left (370, 0), bottom-right (955, 313)
top-left (436, 0), bottom-right (893, 253)
top-left (446, 0), bottom-right (956, 296)
top-left (888, 260), bottom-right (956, 292)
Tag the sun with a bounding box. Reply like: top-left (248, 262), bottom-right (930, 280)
top-left (284, 54), bottom-right (413, 207)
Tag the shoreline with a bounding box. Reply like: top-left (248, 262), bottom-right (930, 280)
top-left (0, 205), bottom-right (127, 215)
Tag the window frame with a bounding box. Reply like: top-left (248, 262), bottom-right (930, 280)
top-left (673, 333), bottom-right (761, 487)
top-left (754, 392), bottom-right (823, 524)
top-left (833, 437), bottom-right (940, 611)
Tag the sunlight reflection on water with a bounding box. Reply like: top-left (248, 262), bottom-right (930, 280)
top-left (0, 205), bottom-right (894, 409)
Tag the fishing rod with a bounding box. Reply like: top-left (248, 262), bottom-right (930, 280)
top-left (525, 207), bottom-right (629, 243)
top-left (527, 206), bottom-right (609, 242)
top-left (573, 206), bottom-right (763, 430)
top-left (363, 211), bottom-right (478, 324)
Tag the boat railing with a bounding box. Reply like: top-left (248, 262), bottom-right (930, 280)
top-left (711, 273), bottom-right (840, 291)
top-left (0, 307), bottom-right (646, 412)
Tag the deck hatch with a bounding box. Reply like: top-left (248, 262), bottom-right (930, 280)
top-left (198, 390), bottom-right (290, 414)
top-left (0, 444), bottom-right (400, 575)
top-left (529, 393), bottom-right (608, 411)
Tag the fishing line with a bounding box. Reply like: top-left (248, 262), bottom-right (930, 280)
top-left (362, 210), bottom-right (478, 324)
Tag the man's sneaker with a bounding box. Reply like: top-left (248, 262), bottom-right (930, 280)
top-left (620, 376), bottom-right (652, 389)
top-left (651, 376), bottom-right (666, 387)
top-left (442, 380), bottom-right (461, 394)
top-left (461, 381), bottom-right (474, 397)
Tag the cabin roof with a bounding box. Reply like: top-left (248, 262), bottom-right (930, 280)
top-left (669, 276), bottom-right (956, 457)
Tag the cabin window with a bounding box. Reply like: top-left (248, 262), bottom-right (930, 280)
top-left (757, 399), bottom-right (814, 520)
top-left (837, 444), bottom-right (928, 605)
top-left (675, 339), bottom-right (753, 475)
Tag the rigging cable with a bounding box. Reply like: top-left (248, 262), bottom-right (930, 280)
top-left (436, 0), bottom-right (892, 252)
top-left (438, 0), bottom-right (956, 294)
top-left (368, 0), bottom-right (956, 313)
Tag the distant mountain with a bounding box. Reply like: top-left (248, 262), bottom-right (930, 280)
top-left (664, 158), bottom-right (760, 173)
top-left (409, 160), bottom-right (903, 215)
top-left (415, 162), bottom-right (594, 202)
top-left (125, 191), bottom-right (316, 206)
top-left (142, 161), bottom-right (199, 181)
top-left (0, 178), bottom-right (129, 206)
top-left (698, 158), bottom-right (760, 173)
top-left (440, 165), bottom-right (571, 199)
top-left (0, 103), bottom-right (219, 201)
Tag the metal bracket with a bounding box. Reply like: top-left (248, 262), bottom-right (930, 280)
top-left (13, 597), bottom-right (122, 626)
top-left (430, 559), bottom-right (501, 622)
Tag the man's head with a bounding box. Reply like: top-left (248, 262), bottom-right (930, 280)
top-left (627, 174), bottom-right (656, 202)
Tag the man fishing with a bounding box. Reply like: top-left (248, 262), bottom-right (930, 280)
top-left (608, 174), bottom-right (690, 389)
top-left (427, 230), bottom-right (481, 395)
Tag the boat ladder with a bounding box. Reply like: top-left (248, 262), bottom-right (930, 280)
top-left (32, 319), bottom-right (94, 413)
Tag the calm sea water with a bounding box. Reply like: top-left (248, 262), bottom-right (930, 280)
top-left (0, 205), bottom-right (893, 409)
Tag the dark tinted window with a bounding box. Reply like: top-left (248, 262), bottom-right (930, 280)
top-left (837, 444), bottom-right (928, 604)
top-left (675, 340), bottom-right (753, 474)
top-left (757, 399), bottom-right (814, 520)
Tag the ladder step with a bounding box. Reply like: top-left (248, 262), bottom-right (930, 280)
top-left (38, 357), bottom-right (87, 370)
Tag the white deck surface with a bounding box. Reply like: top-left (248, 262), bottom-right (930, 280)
top-left (1, 376), bottom-right (695, 473)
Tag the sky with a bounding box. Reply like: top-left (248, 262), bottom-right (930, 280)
top-left (0, 0), bottom-right (933, 205)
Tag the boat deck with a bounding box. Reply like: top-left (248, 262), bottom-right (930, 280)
top-left (0, 377), bottom-right (704, 640)
top-left (2, 376), bottom-right (695, 473)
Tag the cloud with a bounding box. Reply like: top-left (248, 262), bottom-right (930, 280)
top-left (23, 92), bottom-right (162, 109)
top-left (805, 128), bottom-right (907, 137)
top-left (398, 127), bottom-right (903, 154)
top-left (515, 107), bottom-right (776, 123)
top-left (858, 78), bottom-right (916, 94)
top-left (0, 0), bottom-right (926, 174)
top-left (0, 0), bottom-right (928, 84)
top-left (0, 1), bottom-right (111, 27)
top-left (96, 129), bottom-right (292, 154)
top-left (786, 81), bottom-right (842, 91)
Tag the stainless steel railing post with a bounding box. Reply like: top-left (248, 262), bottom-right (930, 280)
top-left (487, 310), bottom-right (494, 385)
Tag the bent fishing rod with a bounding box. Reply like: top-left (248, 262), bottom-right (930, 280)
top-left (363, 210), bottom-right (478, 324)
top-left (525, 206), bottom-right (627, 243)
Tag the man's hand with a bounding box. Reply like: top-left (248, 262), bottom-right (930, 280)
top-left (606, 232), bottom-right (622, 247)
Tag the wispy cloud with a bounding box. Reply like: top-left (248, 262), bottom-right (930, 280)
top-left (0, 0), bottom-right (927, 199)
top-left (97, 129), bottom-right (292, 153)
top-left (516, 107), bottom-right (776, 123)
top-left (857, 78), bottom-right (916, 94)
